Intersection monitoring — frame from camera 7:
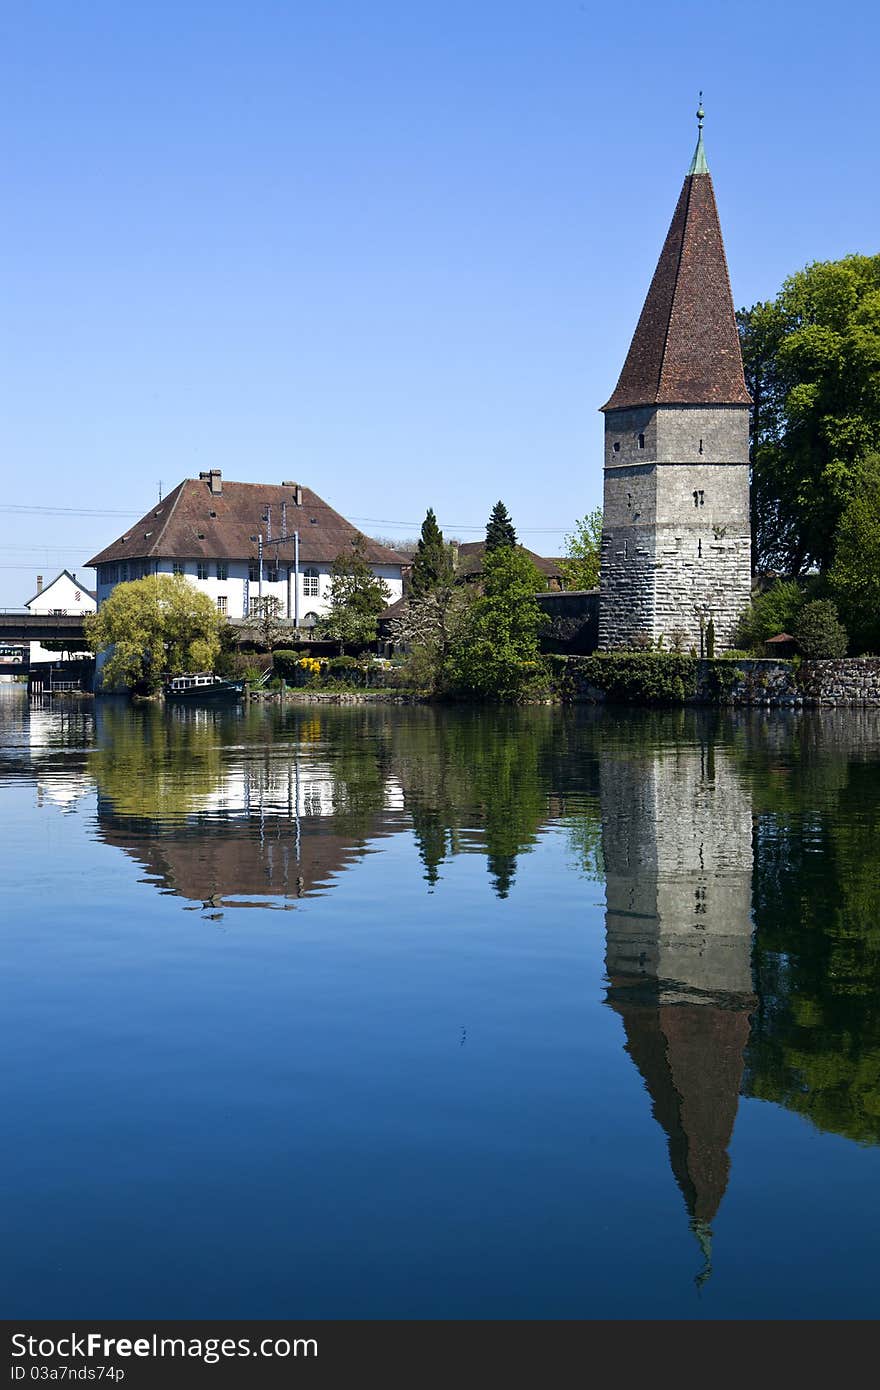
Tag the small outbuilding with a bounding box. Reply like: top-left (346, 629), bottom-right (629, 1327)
top-left (764, 632), bottom-right (799, 659)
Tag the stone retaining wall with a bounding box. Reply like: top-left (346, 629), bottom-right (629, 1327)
top-left (704, 658), bottom-right (880, 707)
top-left (562, 656), bottom-right (880, 707)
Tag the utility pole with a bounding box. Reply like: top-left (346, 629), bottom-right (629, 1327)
top-left (263, 525), bottom-right (301, 629)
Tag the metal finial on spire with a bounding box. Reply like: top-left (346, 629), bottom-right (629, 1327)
top-left (688, 93), bottom-right (709, 176)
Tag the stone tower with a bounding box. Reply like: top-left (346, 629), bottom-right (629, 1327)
top-left (599, 106), bottom-right (751, 651)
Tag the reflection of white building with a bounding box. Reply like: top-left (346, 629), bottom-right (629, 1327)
top-left (185, 757), bottom-right (405, 822)
top-left (87, 472), bottom-right (403, 626)
top-left (25, 701), bottom-right (96, 809)
top-left (24, 570), bottom-right (96, 663)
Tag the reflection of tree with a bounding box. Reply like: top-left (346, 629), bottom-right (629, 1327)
top-left (744, 715), bottom-right (880, 1145)
top-left (388, 708), bottom-right (557, 898)
top-left (91, 702), bottom-right (227, 820)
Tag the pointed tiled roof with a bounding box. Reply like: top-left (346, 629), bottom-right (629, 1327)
top-left (607, 988), bottom-right (752, 1225)
top-left (602, 141), bottom-right (750, 411)
top-left (86, 478), bottom-right (404, 569)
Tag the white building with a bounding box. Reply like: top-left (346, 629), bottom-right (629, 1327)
top-left (87, 472), bottom-right (404, 625)
top-left (24, 569), bottom-right (96, 664)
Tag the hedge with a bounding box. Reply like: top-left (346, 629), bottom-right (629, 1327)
top-left (561, 653), bottom-right (699, 704)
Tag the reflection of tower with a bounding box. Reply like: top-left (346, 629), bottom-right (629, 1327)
top-left (601, 731), bottom-right (755, 1286)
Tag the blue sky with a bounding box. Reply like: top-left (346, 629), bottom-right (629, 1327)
top-left (1, 0), bottom-right (877, 602)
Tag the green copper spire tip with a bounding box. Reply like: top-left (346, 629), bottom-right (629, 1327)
top-left (688, 92), bottom-right (709, 175)
top-left (691, 1219), bottom-right (714, 1293)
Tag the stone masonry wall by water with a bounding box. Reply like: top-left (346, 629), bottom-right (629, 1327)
top-left (563, 657), bottom-right (880, 707)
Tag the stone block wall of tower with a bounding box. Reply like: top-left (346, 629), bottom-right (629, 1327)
top-left (601, 740), bottom-right (754, 1001)
top-left (599, 405), bottom-right (751, 650)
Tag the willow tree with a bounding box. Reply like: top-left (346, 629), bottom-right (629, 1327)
top-left (85, 573), bottom-right (224, 694)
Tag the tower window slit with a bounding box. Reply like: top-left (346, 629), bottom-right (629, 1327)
top-left (638, 432), bottom-right (645, 449)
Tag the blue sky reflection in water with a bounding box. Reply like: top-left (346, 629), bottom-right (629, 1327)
top-left (1, 690), bottom-right (879, 1319)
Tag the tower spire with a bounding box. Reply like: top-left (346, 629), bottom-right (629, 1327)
top-left (688, 93), bottom-right (709, 176)
top-left (602, 95), bottom-right (748, 412)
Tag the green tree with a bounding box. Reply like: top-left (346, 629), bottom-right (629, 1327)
top-left (321, 534), bottom-right (392, 653)
top-left (829, 451), bottom-right (880, 652)
top-left (792, 599), bottom-right (848, 660)
top-left (409, 507), bottom-right (454, 599)
top-left (447, 546), bottom-right (548, 700)
top-left (560, 507), bottom-right (602, 590)
top-left (735, 579), bottom-right (807, 651)
top-left (485, 500), bottom-right (517, 552)
top-left (84, 573), bottom-right (223, 694)
top-left (737, 254), bottom-right (880, 574)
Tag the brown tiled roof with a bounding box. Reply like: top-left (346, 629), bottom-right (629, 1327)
top-left (87, 477), bottom-right (404, 569)
top-left (378, 596), bottom-right (408, 622)
top-left (98, 811), bottom-right (407, 905)
top-left (602, 172), bottom-right (751, 411)
top-left (454, 541), bottom-right (560, 579)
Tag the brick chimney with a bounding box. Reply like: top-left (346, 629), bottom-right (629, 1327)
top-left (199, 469), bottom-right (223, 495)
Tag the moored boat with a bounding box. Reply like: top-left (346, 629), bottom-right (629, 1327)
top-left (165, 673), bottom-right (244, 701)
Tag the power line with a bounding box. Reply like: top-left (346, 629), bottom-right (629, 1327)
top-left (0, 503), bottom-right (572, 539)
top-left (0, 563), bottom-right (92, 571)
top-left (0, 545), bottom-right (102, 554)
top-left (0, 504), bottom-right (137, 518)
top-left (0, 502), bottom-right (575, 534)
top-left (345, 514), bottom-right (570, 534)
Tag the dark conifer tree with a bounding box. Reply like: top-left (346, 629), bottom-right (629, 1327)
top-left (485, 500), bottom-right (517, 552)
top-left (410, 507), bottom-right (453, 599)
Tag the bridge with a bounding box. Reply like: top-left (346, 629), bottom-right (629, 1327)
top-left (0, 612), bottom-right (306, 648)
top-left (0, 612), bottom-right (89, 644)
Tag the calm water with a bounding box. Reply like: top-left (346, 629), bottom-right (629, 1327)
top-left (2, 687), bottom-right (879, 1319)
